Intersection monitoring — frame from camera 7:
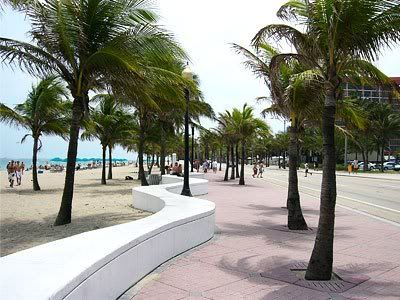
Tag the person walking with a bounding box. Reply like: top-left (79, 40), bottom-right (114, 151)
top-left (252, 163), bottom-right (258, 178)
top-left (7, 161), bottom-right (15, 188)
top-left (347, 162), bottom-right (352, 175)
top-left (212, 160), bottom-right (218, 173)
top-left (15, 161), bottom-right (22, 186)
top-left (304, 162), bottom-right (309, 177)
top-left (202, 160), bottom-right (209, 173)
top-left (353, 160), bottom-right (359, 175)
top-left (257, 163), bottom-right (264, 178)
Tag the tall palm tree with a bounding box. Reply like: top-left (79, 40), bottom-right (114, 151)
top-left (233, 43), bottom-right (315, 229)
top-left (0, 0), bottom-right (186, 225)
top-left (253, 0), bottom-right (400, 280)
top-left (0, 76), bottom-right (69, 190)
top-left (81, 94), bottom-right (132, 184)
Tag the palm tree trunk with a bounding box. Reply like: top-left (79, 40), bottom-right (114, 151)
top-left (361, 150), bottom-right (366, 172)
top-left (239, 142), bottom-right (245, 185)
top-left (138, 121), bottom-right (149, 186)
top-left (306, 89), bottom-right (337, 280)
top-left (224, 145), bottom-right (230, 181)
top-left (32, 136), bottom-right (40, 191)
top-left (219, 148), bottom-right (222, 171)
top-left (101, 145), bottom-right (107, 185)
top-left (148, 153), bottom-right (155, 174)
top-left (278, 152), bottom-right (281, 169)
top-left (282, 149), bottom-right (286, 169)
top-left (160, 138), bottom-right (166, 176)
top-left (230, 145), bottom-right (235, 179)
top-left (54, 97), bottom-right (84, 226)
top-left (235, 144), bottom-right (240, 178)
top-left (287, 126), bottom-right (308, 230)
top-left (108, 145), bottom-right (112, 179)
top-left (381, 144), bottom-right (385, 172)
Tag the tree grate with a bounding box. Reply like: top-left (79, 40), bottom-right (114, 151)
top-left (260, 261), bottom-right (370, 293)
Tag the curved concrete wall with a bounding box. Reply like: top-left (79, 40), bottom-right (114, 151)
top-left (0, 175), bottom-right (215, 300)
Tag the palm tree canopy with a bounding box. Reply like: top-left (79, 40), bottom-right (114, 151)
top-left (81, 93), bottom-right (133, 147)
top-left (0, 0), bottom-right (187, 111)
top-left (0, 76), bottom-right (70, 141)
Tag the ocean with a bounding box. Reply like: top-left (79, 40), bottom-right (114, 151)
top-left (0, 157), bottom-right (129, 170)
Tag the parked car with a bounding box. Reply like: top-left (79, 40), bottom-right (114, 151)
top-left (358, 162), bottom-right (376, 171)
top-left (383, 162), bottom-right (400, 171)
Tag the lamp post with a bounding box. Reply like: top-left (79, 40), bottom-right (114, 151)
top-left (191, 125), bottom-right (195, 173)
top-left (181, 64), bottom-right (193, 197)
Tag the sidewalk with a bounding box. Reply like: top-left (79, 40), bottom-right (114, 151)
top-left (269, 165), bottom-right (400, 181)
top-left (130, 172), bottom-right (400, 299)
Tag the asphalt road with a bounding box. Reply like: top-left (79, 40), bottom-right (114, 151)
top-left (254, 166), bottom-right (400, 224)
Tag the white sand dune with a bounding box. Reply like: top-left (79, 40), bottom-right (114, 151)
top-left (0, 165), bottom-right (151, 256)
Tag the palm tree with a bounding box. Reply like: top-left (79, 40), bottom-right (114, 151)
top-left (228, 104), bottom-right (270, 185)
top-left (370, 103), bottom-right (400, 171)
top-left (0, 0), bottom-right (186, 225)
top-left (233, 42), bottom-right (319, 229)
top-left (0, 76), bottom-right (69, 190)
top-left (253, 0), bottom-right (400, 280)
top-left (81, 94), bottom-right (132, 184)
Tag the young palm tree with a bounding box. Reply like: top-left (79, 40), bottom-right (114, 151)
top-left (253, 0), bottom-right (400, 280)
top-left (81, 94), bottom-right (132, 184)
top-left (0, 0), bottom-right (186, 225)
top-left (229, 104), bottom-right (270, 185)
top-left (0, 76), bottom-right (69, 190)
top-left (370, 103), bottom-right (400, 171)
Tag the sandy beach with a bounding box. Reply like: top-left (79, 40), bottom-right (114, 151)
top-left (0, 165), bottom-right (151, 256)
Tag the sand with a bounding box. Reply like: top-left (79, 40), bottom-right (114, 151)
top-left (0, 165), bottom-right (151, 257)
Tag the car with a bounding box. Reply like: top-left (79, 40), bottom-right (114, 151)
top-left (358, 162), bottom-right (376, 171)
top-left (383, 162), bottom-right (400, 171)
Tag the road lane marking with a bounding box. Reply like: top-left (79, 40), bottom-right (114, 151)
top-left (265, 177), bottom-right (400, 214)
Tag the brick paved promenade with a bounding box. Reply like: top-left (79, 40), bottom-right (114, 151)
top-left (129, 172), bottom-right (400, 299)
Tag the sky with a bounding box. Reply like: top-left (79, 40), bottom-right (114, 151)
top-left (1, 0), bottom-right (400, 159)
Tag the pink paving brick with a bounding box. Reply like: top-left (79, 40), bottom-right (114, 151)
top-left (133, 172), bottom-right (400, 299)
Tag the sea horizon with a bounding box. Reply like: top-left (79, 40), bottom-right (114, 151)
top-left (0, 157), bottom-right (132, 170)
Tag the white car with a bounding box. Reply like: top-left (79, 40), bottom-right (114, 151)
top-left (383, 162), bottom-right (400, 171)
top-left (358, 162), bottom-right (376, 171)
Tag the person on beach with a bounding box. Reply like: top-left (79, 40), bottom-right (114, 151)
top-left (314, 162), bottom-right (318, 171)
top-left (20, 161), bottom-right (25, 175)
top-left (212, 160), bottom-right (218, 173)
top-left (252, 163), bottom-right (258, 178)
top-left (347, 162), bottom-right (352, 175)
top-left (15, 161), bottom-right (22, 186)
top-left (257, 163), bottom-right (264, 178)
top-left (7, 161), bottom-right (15, 188)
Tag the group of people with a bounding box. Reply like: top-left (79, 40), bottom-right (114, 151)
top-left (167, 160), bottom-right (219, 176)
top-left (252, 163), bottom-right (265, 178)
top-left (6, 160), bottom-right (25, 188)
top-left (200, 160), bottom-right (218, 173)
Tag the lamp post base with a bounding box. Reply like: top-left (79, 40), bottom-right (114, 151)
top-left (181, 186), bottom-right (192, 197)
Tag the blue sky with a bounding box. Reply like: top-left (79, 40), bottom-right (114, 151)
top-left (1, 0), bottom-right (400, 159)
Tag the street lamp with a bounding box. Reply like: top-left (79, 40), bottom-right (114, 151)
top-left (191, 124), bottom-right (195, 173)
top-left (181, 64), bottom-right (193, 197)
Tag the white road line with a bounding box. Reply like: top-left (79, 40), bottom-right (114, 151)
top-left (265, 177), bottom-right (400, 214)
